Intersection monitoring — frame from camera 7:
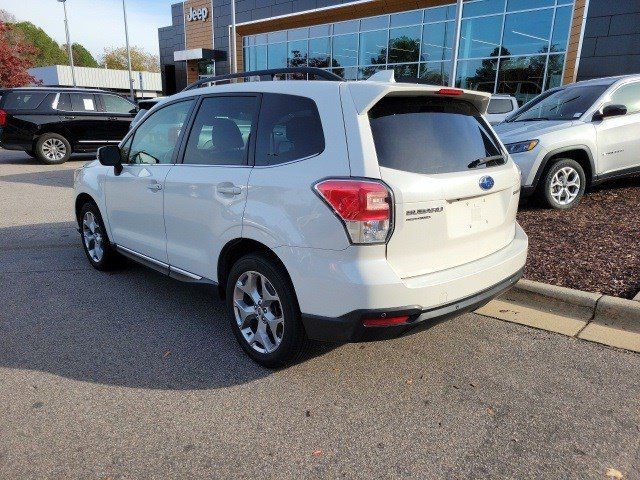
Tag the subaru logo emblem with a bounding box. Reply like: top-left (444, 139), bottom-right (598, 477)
top-left (479, 176), bottom-right (494, 191)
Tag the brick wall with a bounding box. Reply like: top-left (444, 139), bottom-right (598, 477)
top-left (577, 0), bottom-right (640, 80)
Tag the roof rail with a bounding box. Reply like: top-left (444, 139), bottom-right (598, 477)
top-left (182, 67), bottom-right (343, 91)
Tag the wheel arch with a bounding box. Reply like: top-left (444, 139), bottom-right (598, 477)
top-left (533, 146), bottom-right (595, 189)
top-left (217, 238), bottom-right (295, 300)
top-left (74, 192), bottom-right (99, 226)
top-left (32, 125), bottom-right (75, 151)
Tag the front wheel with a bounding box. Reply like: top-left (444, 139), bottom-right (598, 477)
top-left (79, 202), bottom-right (120, 270)
top-left (35, 133), bottom-right (71, 164)
top-left (226, 253), bottom-right (312, 368)
top-left (539, 159), bottom-right (586, 209)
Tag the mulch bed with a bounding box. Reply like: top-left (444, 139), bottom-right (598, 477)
top-left (517, 176), bottom-right (640, 299)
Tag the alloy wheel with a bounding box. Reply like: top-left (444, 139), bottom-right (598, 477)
top-left (233, 271), bottom-right (284, 354)
top-left (550, 166), bottom-right (581, 206)
top-left (82, 211), bottom-right (104, 263)
top-left (41, 138), bottom-right (67, 161)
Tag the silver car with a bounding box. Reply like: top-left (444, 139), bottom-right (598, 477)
top-left (494, 75), bottom-right (640, 209)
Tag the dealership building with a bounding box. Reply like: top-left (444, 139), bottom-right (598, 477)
top-left (158, 0), bottom-right (640, 104)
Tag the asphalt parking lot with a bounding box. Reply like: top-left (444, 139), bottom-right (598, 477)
top-left (1, 150), bottom-right (639, 479)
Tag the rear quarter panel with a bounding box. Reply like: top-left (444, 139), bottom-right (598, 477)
top-left (242, 85), bottom-right (351, 252)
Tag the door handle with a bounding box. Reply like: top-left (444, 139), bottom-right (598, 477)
top-left (147, 182), bottom-right (162, 192)
top-left (217, 184), bottom-right (242, 195)
top-left (64, 116), bottom-right (75, 120)
top-left (108, 117), bottom-right (118, 120)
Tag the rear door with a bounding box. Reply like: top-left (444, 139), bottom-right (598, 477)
top-left (163, 94), bottom-right (260, 279)
top-left (367, 95), bottom-right (520, 278)
top-left (98, 93), bottom-right (137, 141)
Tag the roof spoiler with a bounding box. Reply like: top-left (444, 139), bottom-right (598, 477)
top-left (349, 70), bottom-right (491, 115)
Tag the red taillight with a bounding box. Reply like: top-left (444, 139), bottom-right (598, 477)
top-left (314, 179), bottom-right (392, 244)
top-left (437, 88), bottom-right (463, 96)
top-left (0, 109), bottom-right (6, 127)
top-left (363, 315), bottom-right (409, 327)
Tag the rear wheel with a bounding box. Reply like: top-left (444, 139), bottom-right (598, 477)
top-left (539, 158), bottom-right (586, 210)
top-left (35, 133), bottom-right (71, 164)
top-left (79, 202), bottom-right (119, 270)
top-left (226, 253), bottom-right (312, 368)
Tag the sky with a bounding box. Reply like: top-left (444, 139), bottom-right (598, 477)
top-left (0, 0), bottom-right (176, 59)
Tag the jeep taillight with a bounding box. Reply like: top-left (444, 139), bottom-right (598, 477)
top-left (314, 179), bottom-right (392, 244)
top-left (0, 109), bottom-right (6, 127)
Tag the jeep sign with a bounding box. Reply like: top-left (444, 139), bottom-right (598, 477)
top-left (186, 6), bottom-right (208, 22)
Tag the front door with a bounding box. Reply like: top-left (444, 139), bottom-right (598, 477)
top-left (164, 94), bottom-right (260, 280)
top-left (56, 92), bottom-right (108, 150)
top-left (104, 98), bottom-right (195, 263)
top-left (596, 81), bottom-right (640, 174)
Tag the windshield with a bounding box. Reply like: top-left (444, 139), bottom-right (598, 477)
top-left (508, 85), bottom-right (608, 122)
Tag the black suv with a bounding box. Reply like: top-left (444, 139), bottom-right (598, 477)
top-left (0, 87), bottom-right (137, 164)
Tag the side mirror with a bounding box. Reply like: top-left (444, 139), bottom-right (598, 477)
top-left (97, 145), bottom-right (123, 175)
top-left (593, 104), bottom-right (627, 121)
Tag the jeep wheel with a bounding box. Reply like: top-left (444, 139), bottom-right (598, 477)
top-left (226, 253), bottom-right (312, 368)
top-left (540, 159), bottom-right (586, 210)
top-left (35, 133), bottom-right (72, 164)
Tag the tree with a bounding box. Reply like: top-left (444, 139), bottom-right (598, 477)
top-left (0, 23), bottom-right (39, 87)
top-left (101, 46), bottom-right (159, 72)
top-left (8, 21), bottom-right (68, 66)
top-left (0, 9), bottom-right (16, 23)
top-left (62, 43), bottom-right (99, 68)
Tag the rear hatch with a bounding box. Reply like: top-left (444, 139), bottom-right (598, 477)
top-left (365, 91), bottom-right (520, 279)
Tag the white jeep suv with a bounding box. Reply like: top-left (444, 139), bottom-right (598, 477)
top-left (495, 75), bottom-right (640, 209)
top-left (74, 68), bottom-right (528, 367)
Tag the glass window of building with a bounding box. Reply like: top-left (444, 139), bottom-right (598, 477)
top-left (507, 0), bottom-right (554, 12)
top-left (241, 0), bottom-right (572, 98)
top-left (359, 30), bottom-right (388, 66)
top-left (456, 58), bottom-right (498, 92)
top-left (551, 6), bottom-right (573, 53)
top-left (463, 0), bottom-right (506, 18)
top-left (388, 25), bottom-right (421, 63)
top-left (308, 37), bottom-right (331, 68)
top-left (420, 61), bottom-right (451, 86)
top-left (288, 39), bottom-right (308, 67)
top-left (421, 21), bottom-right (455, 62)
top-left (458, 15), bottom-right (503, 59)
top-left (497, 55), bottom-right (546, 105)
top-left (502, 10), bottom-right (553, 56)
top-left (332, 34), bottom-right (358, 67)
top-left (267, 42), bottom-right (287, 68)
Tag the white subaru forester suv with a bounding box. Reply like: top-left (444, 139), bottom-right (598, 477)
top-left (74, 68), bottom-right (528, 368)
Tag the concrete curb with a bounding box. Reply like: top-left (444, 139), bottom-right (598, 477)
top-left (476, 279), bottom-right (640, 353)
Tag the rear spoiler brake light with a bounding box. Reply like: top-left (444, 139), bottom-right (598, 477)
top-left (437, 88), bottom-right (463, 96)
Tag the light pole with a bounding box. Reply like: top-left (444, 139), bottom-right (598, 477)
top-left (230, 0), bottom-right (237, 73)
top-left (57, 0), bottom-right (76, 87)
top-left (122, 0), bottom-right (135, 100)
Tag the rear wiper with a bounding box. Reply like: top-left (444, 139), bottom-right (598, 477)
top-left (468, 155), bottom-right (505, 169)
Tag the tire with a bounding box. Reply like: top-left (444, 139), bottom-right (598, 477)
top-left (79, 201), bottom-right (120, 271)
top-left (538, 158), bottom-right (586, 210)
top-left (35, 133), bottom-right (72, 164)
top-left (226, 253), bottom-right (312, 368)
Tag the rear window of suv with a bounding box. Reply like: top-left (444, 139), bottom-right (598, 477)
top-left (3, 91), bottom-right (48, 110)
top-left (369, 96), bottom-right (503, 175)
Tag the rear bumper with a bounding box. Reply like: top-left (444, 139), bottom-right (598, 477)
top-left (302, 267), bottom-right (523, 342)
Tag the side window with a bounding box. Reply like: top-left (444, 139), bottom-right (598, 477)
top-left (70, 93), bottom-right (97, 112)
top-left (3, 92), bottom-right (48, 110)
top-left (102, 94), bottom-right (135, 114)
top-left (609, 83), bottom-right (640, 114)
top-left (128, 100), bottom-right (194, 165)
top-left (182, 96), bottom-right (258, 166)
top-left (488, 98), bottom-right (515, 114)
top-left (56, 93), bottom-right (72, 111)
top-left (255, 93), bottom-right (324, 166)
